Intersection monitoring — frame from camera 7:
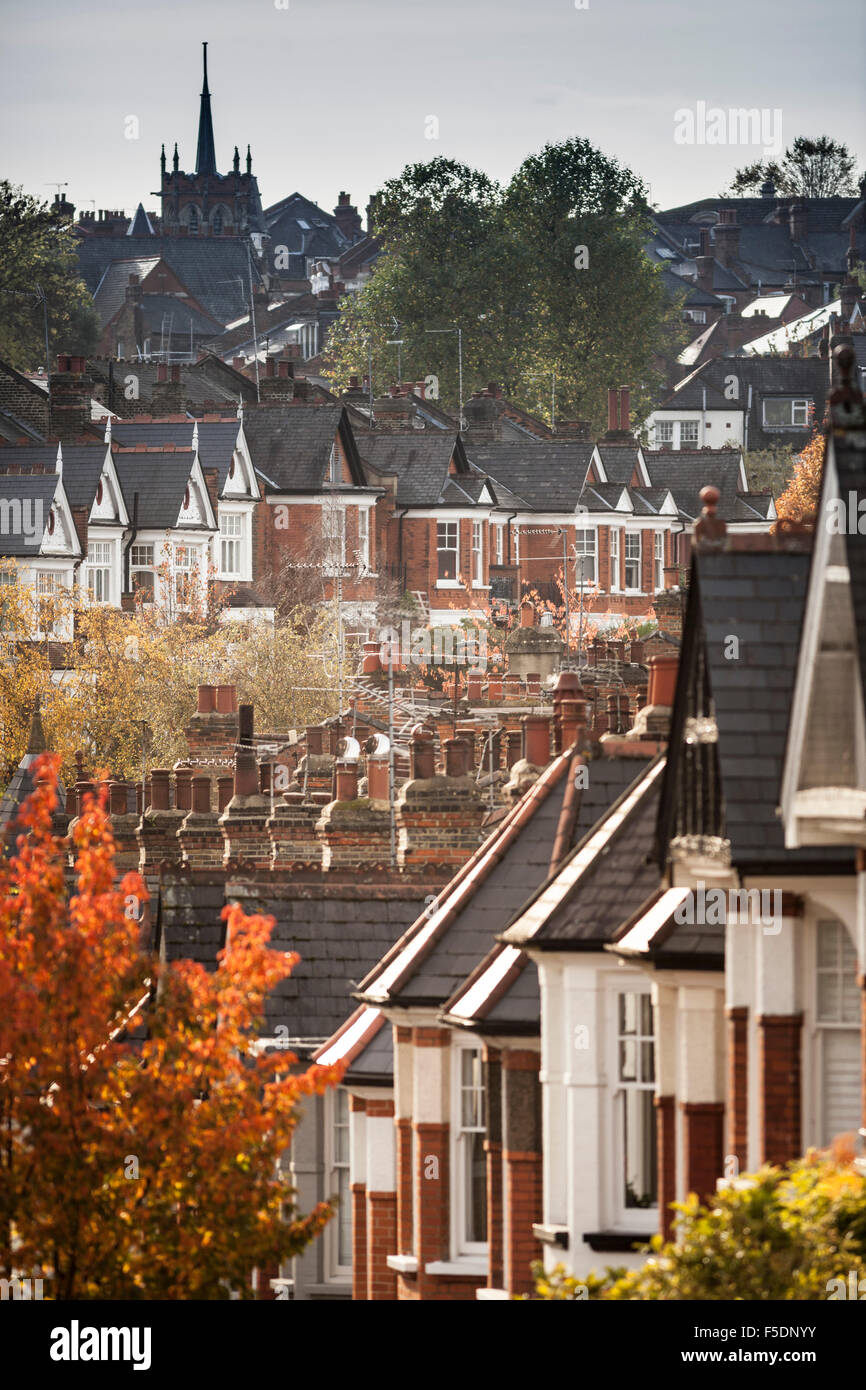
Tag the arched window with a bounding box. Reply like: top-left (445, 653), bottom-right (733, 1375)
top-left (188, 206), bottom-right (199, 237)
top-left (212, 208), bottom-right (224, 236)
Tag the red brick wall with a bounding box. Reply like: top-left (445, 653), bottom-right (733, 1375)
top-left (758, 1014), bottom-right (803, 1165)
top-left (351, 1182), bottom-right (367, 1301)
top-left (655, 1093), bottom-right (676, 1241)
top-left (503, 1151), bottom-right (541, 1295)
top-left (727, 1007), bottom-right (748, 1168)
top-left (682, 1101), bottom-right (725, 1201)
top-left (367, 1191), bottom-right (397, 1300)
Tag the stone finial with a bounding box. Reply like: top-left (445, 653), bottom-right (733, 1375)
top-left (693, 485), bottom-right (728, 551)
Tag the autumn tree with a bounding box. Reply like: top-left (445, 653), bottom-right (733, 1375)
top-left (728, 135), bottom-right (860, 198)
top-left (0, 761), bottom-right (342, 1299)
top-left (0, 182), bottom-right (99, 369)
top-left (0, 567), bottom-right (352, 784)
top-left (774, 430), bottom-right (825, 524)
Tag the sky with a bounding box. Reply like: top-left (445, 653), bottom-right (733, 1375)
top-left (1, 0), bottom-right (863, 221)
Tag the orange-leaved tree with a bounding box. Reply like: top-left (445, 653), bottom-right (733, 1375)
top-left (774, 430), bottom-right (825, 525)
top-left (0, 756), bottom-right (342, 1299)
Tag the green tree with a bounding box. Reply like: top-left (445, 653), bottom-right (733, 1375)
top-left (326, 144), bottom-right (683, 433)
top-left (0, 182), bottom-right (99, 370)
top-left (728, 135), bottom-right (860, 198)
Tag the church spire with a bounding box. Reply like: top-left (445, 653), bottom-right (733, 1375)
top-left (195, 41), bottom-right (217, 177)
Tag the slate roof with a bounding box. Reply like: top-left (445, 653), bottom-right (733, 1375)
top-left (440, 754), bottom-right (654, 1032)
top-left (658, 355), bottom-right (830, 453)
top-left (658, 550), bottom-right (854, 872)
top-left (137, 295), bottom-right (223, 337)
top-left (93, 258), bottom-right (162, 324)
top-left (0, 445), bottom-right (106, 512)
top-left (159, 874), bottom-right (426, 1055)
top-left (509, 757), bottom-right (664, 947)
top-left (464, 443), bottom-right (594, 510)
top-left (643, 449), bottom-right (747, 521)
top-left (0, 703), bottom-right (65, 852)
top-left (112, 421), bottom-right (239, 489)
top-left (241, 405), bottom-right (362, 492)
top-left (76, 236), bottom-right (259, 325)
top-left (112, 450), bottom-right (206, 529)
top-left (0, 474), bottom-right (58, 554)
top-left (607, 886), bottom-right (725, 970)
top-left (596, 445), bottom-right (643, 486)
top-left (87, 359), bottom-right (252, 411)
top-left (263, 192), bottom-right (353, 279)
top-left (359, 433), bottom-right (463, 506)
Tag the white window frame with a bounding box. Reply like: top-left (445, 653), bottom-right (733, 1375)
top-left (679, 419), bottom-right (699, 446)
top-left (85, 540), bottom-right (112, 604)
top-left (654, 531), bottom-right (664, 592)
top-left (762, 397), bottom-right (811, 429)
top-left (494, 523), bottom-right (504, 566)
top-left (624, 532), bottom-right (642, 592)
top-left (357, 507), bottom-right (371, 573)
top-left (172, 543), bottom-right (199, 610)
top-left (219, 511), bottom-right (243, 578)
top-left (324, 1088), bottom-right (352, 1282)
top-left (471, 521), bottom-right (483, 587)
top-left (609, 527), bottom-right (620, 591)
top-left (437, 520), bottom-right (458, 582)
top-left (656, 419), bottom-right (674, 446)
top-left (611, 986), bottom-right (658, 1231)
top-left (322, 504), bottom-right (346, 575)
top-left (512, 524), bottom-right (520, 564)
top-left (452, 1041), bottom-right (488, 1258)
top-left (807, 918), bottom-right (861, 1149)
top-left (574, 528), bottom-right (597, 586)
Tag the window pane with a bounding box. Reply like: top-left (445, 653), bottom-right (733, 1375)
top-left (623, 1090), bottom-right (657, 1208)
top-left (464, 1132), bottom-right (487, 1243)
top-left (619, 1037), bottom-right (638, 1082)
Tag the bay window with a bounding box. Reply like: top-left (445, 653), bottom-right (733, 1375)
top-left (86, 541), bottom-right (112, 604)
top-left (654, 531), bottom-right (664, 592)
top-left (624, 533), bottom-right (641, 591)
top-left (472, 521), bottom-right (483, 586)
top-left (455, 1045), bottom-right (487, 1251)
top-left (357, 508), bottom-right (370, 572)
top-left (815, 919), bottom-right (860, 1146)
top-left (617, 991), bottom-right (657, 1214)
top-left (322, 506), bottom-right (346, 573)
top-left (574, 528), bottom-right (597, 586)
top-left (437, 521), bottom-right (458, 581)
top-left (609, 529), bottom-right (620, 591)
top-left (219, 512), bottom-right (243, 577)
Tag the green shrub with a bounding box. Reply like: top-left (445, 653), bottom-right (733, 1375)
top-left (532, 1157), bottom-right (866, 1300)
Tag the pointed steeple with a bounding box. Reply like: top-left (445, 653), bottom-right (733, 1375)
top-left (195, 41), bottom-right (217, 177)
top-left (26, 696), bottom-right (47, 755)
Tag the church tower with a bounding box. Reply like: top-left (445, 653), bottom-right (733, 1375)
top-left (159, 43), bottom-right (264, 240)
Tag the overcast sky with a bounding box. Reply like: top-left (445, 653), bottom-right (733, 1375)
top-left (1, 0), bottom-right (863, 220)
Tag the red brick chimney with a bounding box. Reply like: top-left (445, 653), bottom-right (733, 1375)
top-left (714, 208), bottom-right (742, 268)
top-left (50, 355), bottom-right (93, 441)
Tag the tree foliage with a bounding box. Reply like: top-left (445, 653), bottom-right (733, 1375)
top-left (0, 182), bottom-right (99, 370)
top-left (0, 566), bottom-right (351, 786)
top-left (773, 430), bottom-right (825, 524)
top-left (325, 144), bottom-right (683, 433)
top-left (728, 136), bottom-right (860, 199)
top-left (0, 761), bottom-right (342, 1298)
top-left (532, 1155), bottom-right (866, 1300)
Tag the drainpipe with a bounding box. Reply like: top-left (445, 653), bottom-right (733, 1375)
top-left (396, 506), bottom-right (408, 590)
top-left (701, 387), bottom-right (707, 448)
top-left (745, 385), bottom-right (752, 452)
top-left (123, 491), bottom-right (139, 593)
